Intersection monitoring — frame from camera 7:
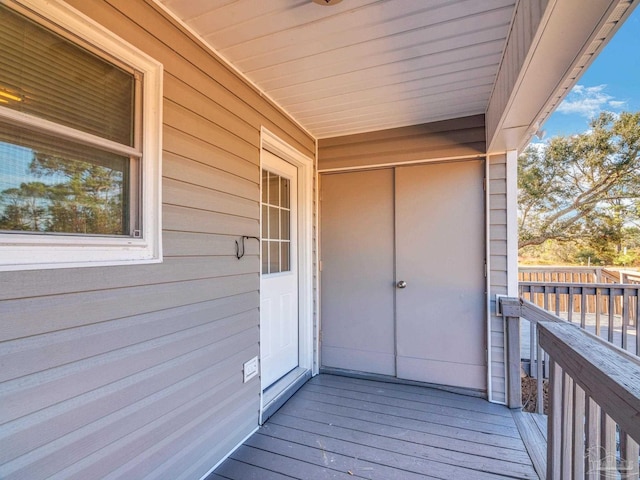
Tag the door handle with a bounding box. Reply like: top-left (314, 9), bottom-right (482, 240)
top-left (396, 280), bottom-right (407, 289)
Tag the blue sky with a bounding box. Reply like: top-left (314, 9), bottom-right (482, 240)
top-left (541, 6), bottom-right (640, 139)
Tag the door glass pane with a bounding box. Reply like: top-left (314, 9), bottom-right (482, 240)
top-left (261, 204), bottom-right (268, 239)
top-left (269, 241), bottom-right (279, 274)
top-left (261, 170), bottom-right (268, 204)
top-left (261, 167), bottom-right (292, 275)
top-left (281, 242), bottom-right (290, 272)
top-left (280, 209), bottom-right (290, 241)
top-left (261, 241), bottom-right (268, 274)
top-left (281, 177), bottom-right (290, 209)
top-left (268, 206), bottom-right (279, 240)
top-left (268, 173), bottom-right (279, 206)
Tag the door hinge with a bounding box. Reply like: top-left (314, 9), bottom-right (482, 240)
top-left (483, 177), bottom-right (486, 192)
top-left (484, 260), bottom-right (487, 277)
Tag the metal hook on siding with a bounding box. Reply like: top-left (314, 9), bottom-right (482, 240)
top-left (236, 236), bottom-right (260, 259)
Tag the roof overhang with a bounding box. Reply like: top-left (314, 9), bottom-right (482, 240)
top-left (156, 0), bottom-right (636, 149)
top-left (486, 0), bottom-right (636, 153)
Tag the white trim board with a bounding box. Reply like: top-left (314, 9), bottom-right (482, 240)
top-left (318, 153), bottom-right (486, 173)
top-left (259, 127), bottom-right (315, 417)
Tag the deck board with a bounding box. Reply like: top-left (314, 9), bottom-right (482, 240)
top-left (211, 374), bottom-right (538, 479)
top-left (512, 411), bottom-right (548, 479)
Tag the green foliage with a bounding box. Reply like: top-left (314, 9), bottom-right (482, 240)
top-left (518, 111), bottom-right (640, 265)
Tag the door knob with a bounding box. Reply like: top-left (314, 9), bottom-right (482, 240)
top-left (396, 280), bottom-right (407, 289)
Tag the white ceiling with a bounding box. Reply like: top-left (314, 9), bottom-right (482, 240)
top-left (159, 0), bottom-right (517, 139)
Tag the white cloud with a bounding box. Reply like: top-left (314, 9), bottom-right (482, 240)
top-left (556, 84), bottom-right (626, 118)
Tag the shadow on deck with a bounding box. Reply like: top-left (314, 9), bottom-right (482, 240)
top-left (210, 374), bottom-right (540, 479)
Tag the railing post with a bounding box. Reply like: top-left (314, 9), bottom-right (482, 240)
top-left (499, 297), bottom-right (522, 409)
top-left (506, 313), bottom-right (522, 409)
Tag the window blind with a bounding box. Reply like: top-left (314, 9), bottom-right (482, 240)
top-left (0, 4), bottom-right (135, 147)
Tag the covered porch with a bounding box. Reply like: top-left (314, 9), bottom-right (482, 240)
top-left (1, 1), bottom-right (639, 479)
top-left (213, 374), bottom-right (539, 479)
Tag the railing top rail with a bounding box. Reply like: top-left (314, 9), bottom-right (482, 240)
top-left (500, 297), bottom-right (565, 324)
top-left (538, 320), bottom-right (640, 442)
top-left (519, 281), bottom-right (640, 288)
top-left (519, 282), bottom-right (640, 295)
top-left (519, 266), bottom-right (604, 271)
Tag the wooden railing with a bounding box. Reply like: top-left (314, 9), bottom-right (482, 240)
top-left (519, 282), bottom-right (640, 355)
top-left (501, 297), bottom-right (640, 479)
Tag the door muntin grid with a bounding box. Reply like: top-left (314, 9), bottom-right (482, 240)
top-left (261, 169), bottom-right (291, 275)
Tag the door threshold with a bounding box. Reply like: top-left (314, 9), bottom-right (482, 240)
top-left (261, 367), bottom-right (311, 424)
top-left (319, 366), bottom-right (485, 398)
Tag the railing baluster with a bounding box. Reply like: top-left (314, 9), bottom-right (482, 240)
top-left (620, 431), bottom-right (640, 478)
top-left (608, 288), bottom-right (615, 344)
top-left (544, 285), bottom-right (550, 313)
top-left (595, 287), bottom-right (602, 336)
top-left (585, 395), bottom-right (600, 480)
top-left (530, 321), bottom-right (536, 379)
top-left (561, 372), bottom-right (573, 478)
top-left (623, 289), bottom-right (630, 351)
top-left (600, 413), bottom-right (616, 479)
top-left (547, 359), bottom-right (562, 479)
top-left (572, 383), bottom-right (585, 479)
top-left (536, 336), bottom-right (544, 413)
top-left (636, 291), bottom-right (640, 357)
top-left (568, 286), bottom-right (574, 323)
top-left (581, 288), bottom-right (587, 329)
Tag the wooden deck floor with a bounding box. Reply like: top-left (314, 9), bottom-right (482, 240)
top-left (210, 374), bottom-right (539, 479)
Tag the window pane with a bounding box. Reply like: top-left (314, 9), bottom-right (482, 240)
top-left (281, 242), bottom-right (290, 272)
top-left (269, 241), bottom-right (279, 274)
top-left (281, 209), bottom-right (290, 241)
top-left (281, 177), bottom-right (290, 209)
top-left (0, 123), bottom-right (129, 235)
top-left (268, 172), bottom-right (279, 206)
top-left (268, 206), bottom-right (279, 240)
top-left (261, 240), bottom-right (268, 274)
top-left (0, 5), bottom-right (135, 146)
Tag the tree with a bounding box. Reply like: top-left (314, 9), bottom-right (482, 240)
top-left (518, 112), bottom-right (640, 255)
top-left (0, 151), bottom-right (126, 235)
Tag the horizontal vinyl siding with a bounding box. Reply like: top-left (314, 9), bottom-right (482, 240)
top-left (0, 1), bottom-right (314, 479)
top-left (488, 154), bottom-right (508, 404)
top-left (318, 114), bottom-right (485, 170)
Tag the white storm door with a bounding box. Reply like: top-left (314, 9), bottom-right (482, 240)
top-left (260, 150), bottom-right (299, 389)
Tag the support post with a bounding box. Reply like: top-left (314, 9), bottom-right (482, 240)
top-left (506, 313), bottom-right (522, 409)
top-left (500, 296), bottom-right (522, 409)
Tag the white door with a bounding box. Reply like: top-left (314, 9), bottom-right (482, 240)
top-left (261, 150), bottom-right (299, 389)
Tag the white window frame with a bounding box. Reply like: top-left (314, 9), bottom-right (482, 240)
top-left (0, 0), bottom-right (163, 271)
